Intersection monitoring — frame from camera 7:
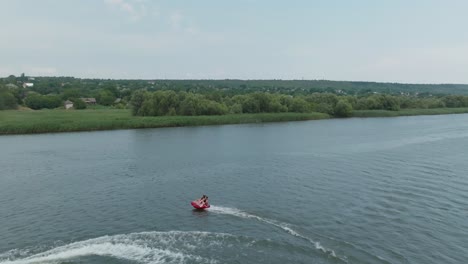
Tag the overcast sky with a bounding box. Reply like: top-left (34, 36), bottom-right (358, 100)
top-left (1, 0), bottom-right (468, 83)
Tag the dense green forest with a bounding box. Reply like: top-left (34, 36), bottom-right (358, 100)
top-left (131, 90), bottom-right (468, 117)
top-left (2, 74), bottom-right (468, 117)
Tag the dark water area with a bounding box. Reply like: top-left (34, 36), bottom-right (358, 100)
top-left (1, 115), bottom-right (468, 264)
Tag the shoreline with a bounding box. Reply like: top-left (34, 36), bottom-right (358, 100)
top-left (1, 108), bottom-right (468, 135)
top-left (0, 110), bottom-right (329, 135)
top-left (352, 107), bottom-right (468, 117)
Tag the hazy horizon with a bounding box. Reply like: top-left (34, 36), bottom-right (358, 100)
top-left (5, 75), bottom-right (468, 86)
top-left (1, 0), bottom-right (468, 83)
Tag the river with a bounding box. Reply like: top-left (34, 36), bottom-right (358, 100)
top-left (1, 114), bottom-right (467, 264)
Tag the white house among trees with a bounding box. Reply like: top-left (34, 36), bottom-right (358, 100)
top-left (64, 100), bottom-right (73, 109)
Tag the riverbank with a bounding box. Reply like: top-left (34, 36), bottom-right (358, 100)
top-left (352, 107), bottom-right (468, 117)
top-left (0, 110), bottom-right (329, 135)
top-left (2, 107), bottom-right (468, 135)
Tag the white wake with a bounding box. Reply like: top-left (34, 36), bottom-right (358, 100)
top-left (210, 206), bottom-right (344, 260)
top-left (0, 231), bottom-right (228, 264)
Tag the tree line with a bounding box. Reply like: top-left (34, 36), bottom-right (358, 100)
top-left (3, 74), bottom-right (468, 113)
top-left (0, 77), bottom-right (129, 110)
top-left (130, 90), bottom-right (468, 117)
top-left (4, 74), bottom-right (468, 98)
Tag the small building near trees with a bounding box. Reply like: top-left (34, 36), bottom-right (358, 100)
top-left (64, 100), bottom-right (74, 109)
top-left (80, 98), bottom-right (97, 104)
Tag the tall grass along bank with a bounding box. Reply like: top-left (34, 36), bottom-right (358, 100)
top-left (0, 109), bottom-right (329, 135)
top-left (3, 107), bottom-right (468, 135)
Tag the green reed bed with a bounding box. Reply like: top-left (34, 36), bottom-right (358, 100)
top-left (0, 109), bottom-right (329, 135)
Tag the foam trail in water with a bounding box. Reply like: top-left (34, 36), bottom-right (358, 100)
top-left (0, 231), bottom-right (222, 264)
top-left (209, 206), bottom-right (344, 261)
top-left (1, 243), bottom-right (182, 264)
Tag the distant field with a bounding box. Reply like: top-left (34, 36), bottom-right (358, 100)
top-left (353, 107), bottom-right (468, 117)
top-left (0, 109), bottom-right (329, 135)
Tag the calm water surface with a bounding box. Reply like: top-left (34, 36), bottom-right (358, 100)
top-left (1, 115), bottom-right (468, 264)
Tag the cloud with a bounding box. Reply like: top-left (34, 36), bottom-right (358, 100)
top-left (167, 11), bottom-right (199, 35)
top-left (169, 11), bottom-right (183, 29)
top-left (104, 0), bottom-right (147, 21)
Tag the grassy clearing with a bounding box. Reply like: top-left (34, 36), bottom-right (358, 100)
top-left (352, 108), bottom-right (468, 118)
top-left (0, 109), bottom-right (329, 135)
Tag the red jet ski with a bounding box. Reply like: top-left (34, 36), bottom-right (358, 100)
top-left (191, 200), bottom-right (210, 209)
